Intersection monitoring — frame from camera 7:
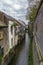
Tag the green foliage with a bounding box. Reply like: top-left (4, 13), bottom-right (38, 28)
top-left (29, 5), bottom-right (38, 23)
top-left (28, 5), bottom-right (38, 39)
top-left (0, 56), bottom-right (3, 64)
top-left (12, 22), bottom-right (18, 27)
top-left (10, 48), bottom-right (13, 52)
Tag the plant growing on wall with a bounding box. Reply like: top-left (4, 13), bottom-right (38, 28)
top-left (29, 5), bottom-right (38, 23)
top-left (12, 22), bottom-right (18, 27)
top-left (27, 4), bottom-right (39, 38)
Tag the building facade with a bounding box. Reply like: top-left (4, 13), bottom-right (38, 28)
top-left (0, 12), bottom-right (16, 57)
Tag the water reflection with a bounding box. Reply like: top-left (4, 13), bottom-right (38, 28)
top-left (9, 33), bottom-right (30, 65)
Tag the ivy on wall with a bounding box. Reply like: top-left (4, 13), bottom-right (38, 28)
top-left (29, 5), bottom-right (38, 23)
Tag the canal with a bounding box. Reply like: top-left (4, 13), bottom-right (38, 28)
top-left (9, 33), bottom-right (30, 65)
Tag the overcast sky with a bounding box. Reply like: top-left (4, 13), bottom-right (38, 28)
top-left (0, 0), bottom-right (29, 24)
top-left (0, 0), bottom-right (40, 24)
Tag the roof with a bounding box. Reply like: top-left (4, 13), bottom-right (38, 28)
top-left (0, 21), bottom-right (8, 27)
top-left (4, 14), bottom-right (24, 26)
top-left (0, 11), bottom-right (26, 26)
top-left (18, 20), bottom-right (26, 27)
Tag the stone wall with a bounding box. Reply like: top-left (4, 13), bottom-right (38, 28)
top-left (0, 12), bottom-right (9, 56)
top-left (34, 4), bottom-right (43, 58)
top-left (0, 28), bottom-right (9, 56)
top-left (0, 12), bottom-right (4, 22)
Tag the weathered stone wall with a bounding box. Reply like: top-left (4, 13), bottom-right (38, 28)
top-left (0, 28), bottom-right (9, 56)
top-left (0, 12), bottom-right (4, 22)
top-left (34, 4), bottom-right (43, 57)
top-left (0, 12), bottom-right (9, 56)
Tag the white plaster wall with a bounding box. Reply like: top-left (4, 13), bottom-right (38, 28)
top-left (8, 21), bottom-right (12, 49)
top-left (13, 26), bottom-right (15, 46)
top-left (8, 21), bottom-right (14, 49)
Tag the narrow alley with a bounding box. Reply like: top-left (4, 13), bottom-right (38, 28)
top-left (0, 0), bottom-right (42, 65)
top-left (9, 33), bottom-right (30, 65)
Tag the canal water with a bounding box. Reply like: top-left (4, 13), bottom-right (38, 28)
top-left (9, 33), bottom-right (30, 65)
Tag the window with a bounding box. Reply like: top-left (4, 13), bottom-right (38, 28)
top-left (0, 31), bottom-right (3, 40)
